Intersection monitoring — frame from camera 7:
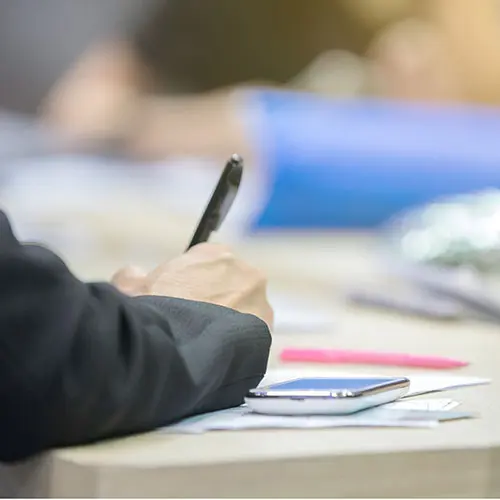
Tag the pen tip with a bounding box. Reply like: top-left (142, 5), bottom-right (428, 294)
top-left (230, 153), bottom-right (243, 164)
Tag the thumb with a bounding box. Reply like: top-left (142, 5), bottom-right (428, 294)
top-left (111, 265), bottom-right (148, 295)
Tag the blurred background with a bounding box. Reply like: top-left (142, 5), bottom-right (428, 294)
top-left (2, 0), bottom-right (500, 286)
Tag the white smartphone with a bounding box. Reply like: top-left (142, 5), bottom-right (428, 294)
top-left (245, 376), bottom-right (410, 416)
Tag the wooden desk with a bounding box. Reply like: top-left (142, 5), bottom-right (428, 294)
top-left (1, 234), bottom-right (498, 497)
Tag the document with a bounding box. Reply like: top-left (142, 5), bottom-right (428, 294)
top-left (163, 371), bottom-right (487, 434)
top-left (270, 291), bottom-right (336, 333)
top-left (163, 398), bottom-right (474, 434)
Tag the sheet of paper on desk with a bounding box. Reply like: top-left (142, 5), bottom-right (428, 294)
top-left (260, 369), bottom-right (490, 397)
top-left (270, 291), bottom-right (336, 333)
top-left (163, 398), bottom-right (474, 434)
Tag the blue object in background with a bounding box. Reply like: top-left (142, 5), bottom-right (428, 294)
top-left (246, 90), bottom-right (500, 229)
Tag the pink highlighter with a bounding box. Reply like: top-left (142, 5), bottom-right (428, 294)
top-left (280, 348), bottom-right (469, 370)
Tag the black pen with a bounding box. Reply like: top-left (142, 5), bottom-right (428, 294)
top-left (187, 154), bottom-right (244, 250)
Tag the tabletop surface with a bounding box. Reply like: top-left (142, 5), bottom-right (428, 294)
top-left (4, 232), bottom-right (499, 498)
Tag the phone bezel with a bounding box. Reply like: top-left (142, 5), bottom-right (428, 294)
top-left (247, 377), bottom-right (410, 400)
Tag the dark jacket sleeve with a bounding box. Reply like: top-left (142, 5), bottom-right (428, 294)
top-left (0, 210), bottom-right (271, 463)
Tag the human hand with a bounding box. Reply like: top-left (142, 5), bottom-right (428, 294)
top-left (42, 42), bottom-right (252, 161)
top-left (111, 243), bottom-right (274, 328)
top-left (42, 41), bottom-right (146, 149)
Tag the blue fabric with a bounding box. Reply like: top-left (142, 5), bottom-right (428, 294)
top-left (248, 90), bottom-right (500, 229)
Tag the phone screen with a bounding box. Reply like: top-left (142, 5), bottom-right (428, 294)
top-left (266, 377), bottom-right (401, 391)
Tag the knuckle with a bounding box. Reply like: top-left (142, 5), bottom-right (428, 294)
top-left (218, 249), bottom-right (235, 261)
top-left (236, 260), bottom-right (267, 282)
top-left (252, 269), bottom-right (268, 288)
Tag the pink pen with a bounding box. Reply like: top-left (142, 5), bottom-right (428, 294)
top-left (280, 348), bottom-right (469, 370)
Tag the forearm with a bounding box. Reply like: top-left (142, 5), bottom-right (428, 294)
top-left (34, 288), bottom-right (269, 454)
top-left (0, 211), bottom-right (271, 462)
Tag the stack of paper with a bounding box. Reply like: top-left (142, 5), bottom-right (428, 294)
top-left (164, 399), bottom-right (471, 434)
top-left (163, 371), bottom-right (489, 434)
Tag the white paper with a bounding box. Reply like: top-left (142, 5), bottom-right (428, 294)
top-left (270, 291), bottom-right (336, 333)
top-left (160, 371), bottom-right (481, 434)
top-left (402, 375), bottom-right (490, 397)
top-left (381, 398), bottom-right (460, 411)
top-left (0, 154), bottom-right (262, 239)
top-left (163, 398), bottom-right (475, 434)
